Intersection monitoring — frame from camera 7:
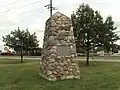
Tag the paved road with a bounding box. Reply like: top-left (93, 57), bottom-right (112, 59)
top-left (0, 56), bottom-right (120, 62)
top-left (0, 56), bottom-right (41, 60)
top-left (77, 58), bottom-right (120, 62)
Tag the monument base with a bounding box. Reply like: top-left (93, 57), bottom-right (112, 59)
top-left (39, 73), bottom-right (80, 81)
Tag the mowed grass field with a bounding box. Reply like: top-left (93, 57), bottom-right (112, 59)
top-left (0, 58), bottom-right (120, 90)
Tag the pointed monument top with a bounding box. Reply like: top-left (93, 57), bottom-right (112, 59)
top-left (52, 11), bottom-right (70, 19)
top-left (46, 12), bottom-right (70, 23)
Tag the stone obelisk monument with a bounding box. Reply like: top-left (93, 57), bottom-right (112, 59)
top-left (40, 12), bottom-right (80, 81)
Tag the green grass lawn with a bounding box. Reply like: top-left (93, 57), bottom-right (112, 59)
top-left (0, 59), bottom-right (120, 90)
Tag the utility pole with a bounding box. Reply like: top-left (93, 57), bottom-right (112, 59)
top-left (45, 0), bottom-right (55, 17)
top-left (50, 0), bottom-right (52, 17)
top-left (83, 0), bottom-right (84, 3)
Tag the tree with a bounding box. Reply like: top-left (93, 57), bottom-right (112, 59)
top-left (3, 27), bottom-right (39, 63)
top-left (103, 16), bottom-right (120, 53)
top-left (72, 4), bottom-right (120, 65)
top-left (71, 4), bottom-right (104, 65)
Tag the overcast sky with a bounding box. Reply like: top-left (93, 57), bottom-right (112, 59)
top-left (0, 0), bottom-right (120, 49)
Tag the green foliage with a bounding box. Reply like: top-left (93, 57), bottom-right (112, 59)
top-left (71, 4), bottom-right (120, 64)
top-left (103, 16), bottom-right (120, 52)
top-left (3, 27), bottom-right (39, 51)
top-left (2, 27), bottom-right (39, 62)
top-left (71, 4), bottom-right (104, 65)
top-left (71, 4), bottom-right (105, 51)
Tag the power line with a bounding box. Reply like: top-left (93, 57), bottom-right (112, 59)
top-left (0, 0), bottom-right (21, 14)
top-left (0, 0), bottom-right (20, 7)
top-left (6, 0), bottom-right (44, 12)
top-left (19, 7), bottom-right (46, 16)
top-left (6, 7), bottom-right (12, 12)
top-left (17, 0), bottom-right (44, 9)
top-left (20, 11), bottom-right (45, 17)
top-left (19, 11), bottom-right (46, 22)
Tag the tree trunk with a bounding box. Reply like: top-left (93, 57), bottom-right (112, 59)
top-left (20, 49), bottom-right (23, 63)
top-left (112, 42), bottom-right (114, 54)
top-left (86, 31), bottom-right (90, 65)
top-left (27, 48), bottom-right (29, 56)
top-left (86, 44), bottom-right (90, 65)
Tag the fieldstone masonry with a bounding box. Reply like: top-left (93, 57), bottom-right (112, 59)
top-left (40, 12), bottom-right (80, 81)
